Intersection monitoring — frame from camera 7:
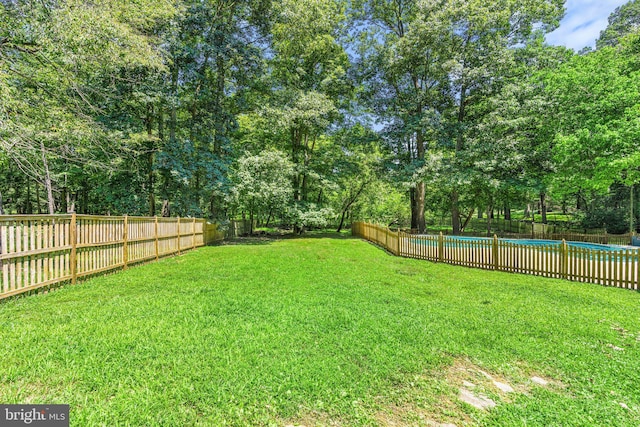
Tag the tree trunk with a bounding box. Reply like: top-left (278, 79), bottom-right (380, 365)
top-left (169, 52), bottom-right (178, 145)
top-left (337, 181), bottom-right (368, 233)
top-left (265, 207), bottom-right (273, 228)
top-left (504, 203), bottom-right (511, 221)
top-left (36, 182), bottom-right (43, 214)
top-left (411, 128), bottom-right (426, 233)
top-left (147, 104), bottom-right (156, 216)
top-left (487, 205), bottom-right (493, 236)
top-left (540, 192), bottom-right (547, 224)
top-left (26, 176), bottom-right (33, 214)
top-left (410, 188), bottom-right (417, 230)
top-left (631, 184), bottom-right (635, 234)
top-left (301, 173), bottom-right (308, 202)
top-left (208, 30), bottom-right (229, 220)
top-left (67, 182), bottom-right (73, 213)
top-left (161, 200), bottom-right (170, 217)
top-left (414, 182), bottom-right (426, 233)
top-left (81, 180), bottom-right (89, 214)
top-left (40, 142), bottom-right (55, 214)
top-left (451, 81), bottom-right (467, 236)
top-left (461, 208), bottom-right (475, 232)
top-left (66, 190), bottom-right (75, 213)
top-left (249, 207), bottom-right (254, 235)
top-left (337, 209), bottom-right (348, 233)
top-left (451, 191), bottom-right (461, 235)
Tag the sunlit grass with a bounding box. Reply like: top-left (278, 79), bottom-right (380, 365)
top-left (0, 235), bottom-right (639, 426)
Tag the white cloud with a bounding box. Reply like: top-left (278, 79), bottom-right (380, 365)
top-left (545, 0), bottom-right (630, 50)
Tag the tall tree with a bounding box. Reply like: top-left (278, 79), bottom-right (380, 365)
top-left (548, 36), bottom-right (640, 232)
top-left (355, 0), bottom-right (563, 233)
top-left (597, 0), bottom-right (640, 48)
top-left (0, 0), bottom-right (176, 213)
top-left (264, 0), bottom-right (351, 229)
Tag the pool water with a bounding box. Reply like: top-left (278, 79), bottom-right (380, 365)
top-left (437, 235), bottom-right (632, 253)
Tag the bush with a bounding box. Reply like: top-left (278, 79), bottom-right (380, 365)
top-left (579, 208), bottom-right (629, 234)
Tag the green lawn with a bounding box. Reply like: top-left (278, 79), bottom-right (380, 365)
top-left (1, 236), bottom-right (639, 426)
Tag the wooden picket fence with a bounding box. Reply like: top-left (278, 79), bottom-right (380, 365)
top-left (502, 232), bottom-right (631, 246)
top-left (421, 229), bottom-right (632, 246)
top-left (0, 214), bottom-right (222, 300)
top-left (353, 222), bottom-right (639, 290)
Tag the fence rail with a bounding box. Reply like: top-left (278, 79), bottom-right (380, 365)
top-left (1, 215), bottom-right (221, 300)
top-left (353, 222), bottom-right (638, 290)
top-left (411, 229), bottom-right (632, 246)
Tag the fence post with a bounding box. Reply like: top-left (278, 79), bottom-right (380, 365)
top-left (493, 234), bottom-right (499, 270)
top-left (561, 239), bottom-right (568, 279)
top-left (123, 215), bottom-right (128, 270)
top-left (438, 232), bottom-right (444, 263)
top-left (396, 231), bottom-right (400, 256)
top-left (385, 227), bottom-right (389, 250)
top-left (70, 213), bottom-right (77, 284)
top-left (154, 216), bottom-right (159, 261)
top-left (177, 216), bottom-right (181, 255)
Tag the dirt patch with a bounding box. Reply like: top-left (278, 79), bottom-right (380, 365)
top-left (374, 400), bottom-right (469, 427)
top-left (282, 358), bottom-right (562, 427)
top-left (373, 358), bottom-right (563, 426)
top-left (281, 410), bottom-right (345, 427)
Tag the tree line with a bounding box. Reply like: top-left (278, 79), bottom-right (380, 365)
top-left (1, 0), bottom-right (639, 234)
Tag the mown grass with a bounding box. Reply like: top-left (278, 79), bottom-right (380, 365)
top-left (1, 235), bottom-right (639, 426)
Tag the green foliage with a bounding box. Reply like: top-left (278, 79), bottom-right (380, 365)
top-left (547, 41), bottom-right (640, 194)
top-left (597, 0), bottom-right (640, 48)
top-left (353, 0), bottom-right (565, 231)
top-left (230, 150), bottom-right (295, 230)
top-left (285, 202), bottom-right (335, 230)
top-left (355, 180), bottom-right (410, 226)
top-left (0, 0), bottom-right (636, 234)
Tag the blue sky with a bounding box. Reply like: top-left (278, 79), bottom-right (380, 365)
top-left (545, 0), bottom-right (630, 50)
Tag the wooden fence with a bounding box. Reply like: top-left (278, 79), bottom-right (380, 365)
top-left (0, 214), bottom-right (221, 300)
top-left (435, 230), bottom-right (633, 246)
top-left (353, 222), bottom-right (638, 290)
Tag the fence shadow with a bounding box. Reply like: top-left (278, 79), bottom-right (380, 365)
top-left (219, 231), bottom-right (356, 245)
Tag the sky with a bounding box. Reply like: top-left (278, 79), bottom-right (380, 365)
top-left (545, 0), bottom-right (630, 50)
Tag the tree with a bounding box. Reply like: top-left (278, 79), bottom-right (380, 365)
top-left (476, 38), bottom-right (573, 227)
top-left (597, 0), bottom-right (640, 48)
top-left (353, 0), bottom-right (447, 233)
top-left (252, 0), bottom-right (351, 231)
top-left (354, 0), bottom-right (563, 233)
top-left (0, 0), bottom-right (176, 213)
top-left (230, 150), bottom-right (295, 234)
top-left (545, 34), bottom-right (640, 232)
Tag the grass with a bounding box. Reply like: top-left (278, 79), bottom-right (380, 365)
top-left (1, 235), bottom-right (639, 426)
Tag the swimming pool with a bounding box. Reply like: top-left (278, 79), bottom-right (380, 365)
top-left (428, 235), bottom-right (633, 253)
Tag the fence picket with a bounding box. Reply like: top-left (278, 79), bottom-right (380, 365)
top-left (0, 214), bottom-right (213, 300)
top-left (353, 222), bottom-right (638, 291)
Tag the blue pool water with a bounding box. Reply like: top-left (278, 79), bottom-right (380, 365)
top-left (434, 235), bottom-right (632, 253)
